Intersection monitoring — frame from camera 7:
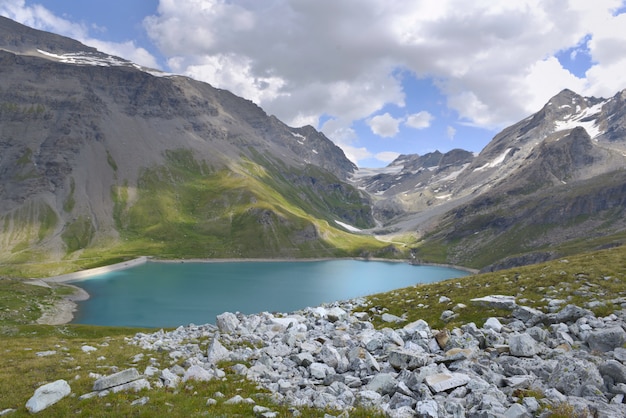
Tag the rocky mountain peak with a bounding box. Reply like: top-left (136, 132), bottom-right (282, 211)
top-left (0, 16), bottom-right (97, 55)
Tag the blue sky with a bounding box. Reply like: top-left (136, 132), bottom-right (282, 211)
top-left (2, 1), bottom-right (626, 167)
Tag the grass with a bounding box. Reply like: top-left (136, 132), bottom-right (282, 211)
top-left (0, 314), bottom-right (384, 416)
top-left (359, 244), bottom-right (626, 330)
top-left (1, 244), bottom-right (626, 415)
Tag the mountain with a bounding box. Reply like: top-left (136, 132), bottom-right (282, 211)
top-left (0, 17), bottom-right (390, 273)
top-left (2, 16), bottom-right (626, 275)
top-left (366, 88), bottom-right (626, 270)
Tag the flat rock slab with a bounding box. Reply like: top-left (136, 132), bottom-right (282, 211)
top-left (425, 372), bottom-right (471, 393)
top-left (471, 295), bottom-right (517, 310)
top-left (93, 368), bottom-right (141, 391)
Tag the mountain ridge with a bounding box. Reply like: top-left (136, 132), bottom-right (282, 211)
top-left (0, 18), bottom-right (389, 274)
top-left (1, 16), bottom-right (626, 274)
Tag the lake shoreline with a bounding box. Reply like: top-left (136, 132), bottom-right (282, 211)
top-left (37, 256), bottom-right (476, 326)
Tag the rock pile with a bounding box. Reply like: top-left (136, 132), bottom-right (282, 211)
top-left (123, 296), bottom-right (626, 417)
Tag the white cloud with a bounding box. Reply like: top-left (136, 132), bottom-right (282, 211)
top-left (5, 0), bottom-right (626, 165)
top-left (405, 111), bottom-right (433, 129)
top-left (375, 151), bottom-right (400, 164)
top-left (142, 0), bottom-right (626, 142)
top-left (446, 126), bottom-right (457, 140)
top-left (366, 113), bottom-right (402, 138)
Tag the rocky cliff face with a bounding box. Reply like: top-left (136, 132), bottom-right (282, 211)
top-left (353, 87), bottom-right (626, 268)
top-left (0, 17), bottom-right (375, 264)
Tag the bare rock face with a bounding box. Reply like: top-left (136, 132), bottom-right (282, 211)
top-left (0, 17), bottom-right (376, 262)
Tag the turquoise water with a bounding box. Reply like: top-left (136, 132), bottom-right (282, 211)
top-left (71, 260), bottom-right (469, 328)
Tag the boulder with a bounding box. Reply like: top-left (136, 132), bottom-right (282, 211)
top-left (216, 312), bottom-right (240, 333)
top-left (470, 295), bottom-right (517, 310)
top-left (182, 365), bottom-right (214, 382)
top-left (554, 304), bottom-right (592, 323)
top-left (548, 356), bottom-right (603, 396)
top-left (388, 348), bottom-right (430, 370)
top-left (25, 380), bottom-right (71, 413)
top-left (484, 317), bottom-right (503, 332)
top-left (207, 336), bottom-right (231, 363)
top-left (364, 373), bottom-right (397, 395)
top-left (586, 327), bottom-right (626, 352)
top-left (425, 372), bottom-right (471, 393)
top-left (93, 368), bottom-right (141, 391)
top-left (509, 333), bottom-right (539, 357)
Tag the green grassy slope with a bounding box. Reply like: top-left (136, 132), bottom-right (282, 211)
top-left (2, 243), bottom-right (625, 416)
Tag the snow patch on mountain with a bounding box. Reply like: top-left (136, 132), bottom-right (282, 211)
top-left (473, 148), bottom-right (511, 172)
top-left (351, 165), bottom-right (403, 180)
top-left (334, 220), bottom-right (361, 232)
top-left (36, 49), bottom-right (172, 77)
top-left (554, 101), bottom-right (606, 139)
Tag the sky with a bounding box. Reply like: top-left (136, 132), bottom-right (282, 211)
top-left (2, 1), bottom-right (626, 168)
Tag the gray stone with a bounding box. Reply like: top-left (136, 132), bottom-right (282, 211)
top-left (310, 362), bottom-right (334, 380)
top-left (160, 368), bottom-right (181, 388)
top-left (387, 405), bottom-right (417, 418)
top-left (415, 399), bottom-right (439, 417)
top-left (440, 310), bottom-right (458, 322)
top-left (182, 365), bottom-right (214, 382)
top-left (555, 304), bottom-right (592, 323)
top-left (110, 378), bottom-right (151, 393)
top-left (615, 347), bottom-right (626, 362)
top-left (291, 352), bottom-right (315, 367)
top-left (587, 327), bottom-right (626, 352)
top-left (93, 368), bottom-right (141, 391)
top-left (388, 392), bottom-right (416, 410)
top-left (356, 390), bottom-right (382, 408)
top-left (319, 344), bottom-right (343, 369)
top-left (224, 395), bottom-right (255, 404)
top-left (548, 356), bottom-right (603, 396)
top-left (599, 360), bottom-right (626, 384)
top-left (25, 380), bottom-right (71, 413)
top-left (131, 396), bottom-right (149, 406)
top-left (364, 373), bottom-right (397, 395)
top-left (388, 348), bottom-right (430, 370)
top-left (216, 312), bottom-right (240, 333)
top-left (326, 307), bottom-right (348, 322)
top-left (207, 336), bottom-right (231, 363)
top-left (503, 403), bottom-right (530, 418)
top-left (471, 295), bottom-right (517, 310)
top-left (484, 317), bottom-right (503, 332)
top-left (347, 347), bottom-right (380, 374)
top-left (512, 305), bottom-right (546, 325)
top-left (425, 372), bottom-right (470, 393)
top-left (522, 397), bottom-right (540, 413)
top-left (509, 333), bottom-right (539, 357)
top-left (382, 313), bottom-right (404, 323)
top-left (143, 366), bottom-right (159, 377)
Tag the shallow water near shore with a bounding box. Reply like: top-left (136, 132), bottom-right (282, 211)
top-left (71, 260), bottom-right (468, 328)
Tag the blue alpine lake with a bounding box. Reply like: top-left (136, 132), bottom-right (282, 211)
top-left (71, 260), bottom-right (469, 328)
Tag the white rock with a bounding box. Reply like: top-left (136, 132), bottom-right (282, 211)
top-left (182, 365), bottom-right (214, 382)
top-left (484, 317), bottom-right (503, 332)
top-left (381, 313), bottom-right (404, 323)
top-left (25, 380), bottom-right (71, 413)
top-left (509, 333), bottom-right (539, 357)
top-left (471, 295), bottom-right (517, 310)
top-left (207, 336), bottom-right (231, 363)
top-left (81, 345), bottom-right (97, 353)
top-left (425, 372), bottom-right (471, 393)
top-left (93, 368), bottom-right (141, 391)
